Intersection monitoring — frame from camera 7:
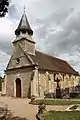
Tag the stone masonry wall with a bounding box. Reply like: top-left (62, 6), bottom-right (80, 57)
top-left (39, 70), bottom-right (80, 97)
top-left (6, 67), bottom-right (33, 98)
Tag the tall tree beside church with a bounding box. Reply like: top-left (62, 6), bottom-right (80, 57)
top-left (0, 0), bottom-right (9, 17)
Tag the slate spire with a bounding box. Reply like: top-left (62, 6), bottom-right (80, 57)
top-left (15, 7), bottom-right (33, 36)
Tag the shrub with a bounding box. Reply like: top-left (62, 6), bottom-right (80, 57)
top-left (69, 92), bottom-right (79, 98)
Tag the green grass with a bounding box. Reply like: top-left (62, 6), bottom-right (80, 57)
top-left (30, 99), bottom-right (80, 105)
top-left (43, 111), bottom-right (80, 120)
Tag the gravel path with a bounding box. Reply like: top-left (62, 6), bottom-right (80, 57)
top-left (0, 97), bottom-right (69, 120)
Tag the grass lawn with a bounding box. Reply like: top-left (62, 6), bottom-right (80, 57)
top-left (31, 99), bottom-right (80, 105)
top-left (43, 111), bottom-right (80, 120)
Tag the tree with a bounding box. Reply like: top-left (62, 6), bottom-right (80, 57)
top-left (0, 0), bottom-right (9, 17)
top-left (0, 76), bottom-right (3, 91)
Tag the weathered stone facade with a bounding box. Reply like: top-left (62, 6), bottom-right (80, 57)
top-left (2, 9), bottom-right (80, 98)
top-left (5, 67), bottom-right (34, 97)
top-left (38, 71), bottom-right (80, 98)
top-left (2, 10), bottom-right (36, 98)
top-left (3, 68), bottom-right (80, 98)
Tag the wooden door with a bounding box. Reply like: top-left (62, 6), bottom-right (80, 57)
top-left (16, 79), bottom-right (21, 97)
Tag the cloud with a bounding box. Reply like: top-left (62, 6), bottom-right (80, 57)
top-left (34, 8), bottom-right (80, 71)
top-left (0, 16), bottom-right (15, 54)
top-left (59, 52), bottom-right (80, 72)
top-left (8, 4), bottom-right (20, 20)
top-left (35, 8), bottom-right (75, 52)
top-left (54, 11), bottom-right (80, 53)
top-left (0, 50), bottom-right (10, 76)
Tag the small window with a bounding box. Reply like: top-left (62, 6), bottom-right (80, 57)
top-left (16, 58), bottom-right (20, 64)
top-left (28, 31), bottom-right (31, 35)
top-left (22, 30), bottom-right (26, 34)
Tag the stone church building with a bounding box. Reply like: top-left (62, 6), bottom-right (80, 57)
top-left (2, 10), bottom-right (80, 98)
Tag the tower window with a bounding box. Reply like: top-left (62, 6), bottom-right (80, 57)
top-left (22, 30), bottom-right (26, 34)
top-left (28, 31), bottom-right (31, 35)
top-left (16, 58), bottom-right (20, 64)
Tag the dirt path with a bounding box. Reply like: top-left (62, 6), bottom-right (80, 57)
top-left (0, 97), bottom-right (69, 120)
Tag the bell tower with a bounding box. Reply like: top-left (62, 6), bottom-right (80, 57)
top-left (13, 7), bottom-right (35, 55)
top-left (4, 7), bottom-right (37, 98)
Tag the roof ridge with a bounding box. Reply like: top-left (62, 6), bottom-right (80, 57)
top-left (36, 50), bottom-right (66, 62)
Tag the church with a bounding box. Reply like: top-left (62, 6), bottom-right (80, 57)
top-left (2, 9), bottom-right (80, 98)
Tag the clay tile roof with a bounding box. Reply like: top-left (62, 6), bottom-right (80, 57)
top-left (29, 51), bottom-right (79, 75)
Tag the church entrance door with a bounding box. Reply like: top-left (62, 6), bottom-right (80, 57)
top-left (16, 78), bottom-right (21, 97)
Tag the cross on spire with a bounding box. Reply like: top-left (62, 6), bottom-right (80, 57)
top-left (24, 5), bottom-right (26, 13)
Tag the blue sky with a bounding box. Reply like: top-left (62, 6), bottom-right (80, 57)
top-left (1, 0), bottom-right (80, 75)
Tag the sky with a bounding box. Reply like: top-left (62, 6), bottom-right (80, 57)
top-left (0, 0), bottom-right (80, 76)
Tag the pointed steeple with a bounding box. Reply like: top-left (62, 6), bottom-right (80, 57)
top-left (15, 7), bottom-right (33, 36)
